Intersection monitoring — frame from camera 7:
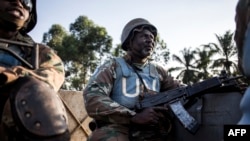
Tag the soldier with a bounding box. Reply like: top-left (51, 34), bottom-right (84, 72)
top-left (83, 18), bottom-right (180, 141)
top-left (235, 0), bottom-right (250, 124)
top-left (0, 0), bottom-right (70, 140)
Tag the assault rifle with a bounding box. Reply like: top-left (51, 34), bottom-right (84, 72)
top-left (0, 38), bottom-right (39, 69)
top-left (135, 74), bottom-right (244, 134)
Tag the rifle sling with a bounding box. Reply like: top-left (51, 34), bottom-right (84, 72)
top-left (131, 64), bottom-right (149, 100)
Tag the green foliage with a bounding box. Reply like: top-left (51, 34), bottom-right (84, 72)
top-left (151, 38), bottom-right (170, 65)
top-left (43, 16), bottom-right (113, 90)
top-left (42, 24), bottom-right (68, 48)
top-left (112, 44), bottom-right (125, 57)
top-left (194, 45), bottom-right (217, 80)
top-left (169, 47), bottom-right (200, 84)
top-left (169, 30), bottom-right (241, 84)
top-left (206, 30), bottom-right (238, 75)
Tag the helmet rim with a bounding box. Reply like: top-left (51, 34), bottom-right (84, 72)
top-left (121, 18), bottom-right (157, 51)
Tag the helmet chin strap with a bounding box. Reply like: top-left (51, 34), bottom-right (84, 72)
top-left (0, 12), bottom-right (26, 31)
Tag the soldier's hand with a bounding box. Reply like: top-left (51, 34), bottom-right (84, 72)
top-left (130, 107), bottom-right (168, 125)
top-left (0, 67), bottom-right (18, 86)
top-left (0, 67), bottom-right (7, 86)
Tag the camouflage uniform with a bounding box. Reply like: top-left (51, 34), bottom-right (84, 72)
top-left (0, 0), bottom-right (69, 140)
top-left (0, 33), bottom-right (65, 91)
top-left (0, 32), bottom-right (67, 140)
top-left (84, 54), bottom-right (180, 141)
top-left (0, 26), bottom-right (69, 140)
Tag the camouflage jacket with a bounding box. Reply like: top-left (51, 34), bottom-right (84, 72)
top-left (0, 33), bottom-right (65, 91)
top-left (83, 54), bottom-right (180, 124)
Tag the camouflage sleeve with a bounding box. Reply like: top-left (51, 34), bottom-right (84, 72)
top-left (155, 64), bottom-right (181, 91)
top-left (83, 59), bottom-right (136, 124)
top-left (11, 44), bottom-right (65, 91)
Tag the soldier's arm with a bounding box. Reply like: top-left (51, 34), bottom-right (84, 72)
top-left (155, 64), bottom-right (181, 91)
top-left (7, 44), bottom-right (64, 91)
top-left (83, 59), bottom-right (136, 124)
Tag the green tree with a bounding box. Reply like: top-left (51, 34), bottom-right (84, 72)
top-left (42, 24), bottom-right (68, 48)
top-left (112, 44), bottom-right (125, 57)
top-left (206, 30), bottom-right (238, 75)
top-left (43, 16), bottom-right (113, 90)
top-left (195, 45), bottom-right (217, 79)
top-left (151, 38), bottom-right (170, 66)
top-left (169, 47), bottom-right (199, 84)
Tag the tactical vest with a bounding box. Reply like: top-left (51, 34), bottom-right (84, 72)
top-left (111, 57), bottom-right (160, 109)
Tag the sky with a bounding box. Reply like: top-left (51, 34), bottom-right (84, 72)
top-left (29, 0), bottom-right (239, 68)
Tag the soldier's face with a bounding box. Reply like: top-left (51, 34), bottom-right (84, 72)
top-left (129, 29), bottom-right (155, 59)
top-left (0, 0), bottom-right (31, 29)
